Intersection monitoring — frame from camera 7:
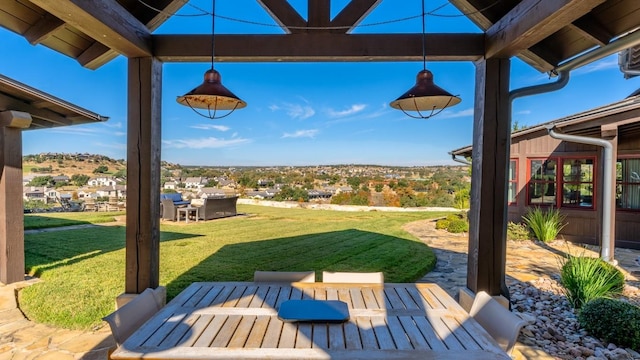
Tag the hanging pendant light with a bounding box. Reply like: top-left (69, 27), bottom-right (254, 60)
top-left (177, 0), bottom-right (246, 119)
top-left (390, 0), bottom-right (460, 119)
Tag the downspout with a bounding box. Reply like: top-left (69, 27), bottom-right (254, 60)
top-left (547, 127), bottom-right (615, 263)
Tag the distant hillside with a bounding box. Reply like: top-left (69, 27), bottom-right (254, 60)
top-left (22, 153), bottom-right (126, 177)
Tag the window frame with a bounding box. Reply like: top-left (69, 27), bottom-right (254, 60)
top-left (558, 156), bottom-right (596, 210)
top-left (508, 159), bottom-right (518, 205)
top-left (526, 156), bottom-right (596, 210)
top-left (616, 155), bottom-right (640, 212)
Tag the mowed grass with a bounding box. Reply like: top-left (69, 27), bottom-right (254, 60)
top-left (20, 204), bottom-right (448, 330)
top-left (24, 211), bottom-right (125, 230)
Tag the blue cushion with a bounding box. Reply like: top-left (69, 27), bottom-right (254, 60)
top-left (160, 193), bottom-right (189, 205)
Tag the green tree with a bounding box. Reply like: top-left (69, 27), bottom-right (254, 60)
top-left (374, 183), bottom-right (384, 192)
top-left (28, 176), bottom-right (53, 187)
top-left (93, 165), bottom-right (109, 174)
top-left (71, 174), bottom-right (90, 186)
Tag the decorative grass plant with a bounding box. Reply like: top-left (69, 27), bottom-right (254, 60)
top-left (560, 255), bottom-right (624, 309)
top-left (522, 206), bottom-right (566, 243)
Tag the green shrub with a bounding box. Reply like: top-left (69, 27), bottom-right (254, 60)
top-left (522, 207), bottom-right (566, 243)
top-left (507, 222), bottom-right (531, 241)
top-left (446, 213), bottom-right (463, 222)
top-left (560, 255), bottom-right (624, 309)
top-left (447, 218), bottom-right (469, 233)
top-left (579, 298), bottom-right (640, 349)
top-left (435, 219), bottom-right (449, 230)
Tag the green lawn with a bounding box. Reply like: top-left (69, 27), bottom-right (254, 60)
top-left (20, 204), bottom-right (448, 330)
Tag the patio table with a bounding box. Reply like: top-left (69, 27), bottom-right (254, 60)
top-left (110, 282), bottom-right (510, 359)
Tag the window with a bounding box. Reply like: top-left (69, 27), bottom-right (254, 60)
top-left (561, 159), bottom-right (594, 208)
top-left (616, 158), bottom-right (640, 210)
top-left (527, 157), bottom-right (595, 209)
top-left (508, 159), bottom-right (517, 204)
top-left (528, 159), bottom-right (557, 206)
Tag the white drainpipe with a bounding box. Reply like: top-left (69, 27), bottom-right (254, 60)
top-left (547, 127), bottom-right (615, 263)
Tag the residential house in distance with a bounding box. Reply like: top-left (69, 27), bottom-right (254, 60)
top-left (198, 187), bottom-right (234, 198)
top-left (184, 177), bottom-right (207, 189)
top-left (23, 187), bottom-right (46, 203)
top-left (450, 95), bottom-right (640, 249)
top-left (163, 181), bottom-right (177, 190)
top-left (88, 176), bottom-right (118, 187)
top-left (96, 185), bottom-right (127, 199)
top-left (52, 175), bottom-right (70, 184)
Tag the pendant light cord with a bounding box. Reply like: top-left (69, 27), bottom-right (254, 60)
top-left (421, 0), bottom-right (426, 71)
top-left (211, 0), bottom-right (216, 70)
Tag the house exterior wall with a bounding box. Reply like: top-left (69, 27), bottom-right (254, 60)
top-left (508, 129), bottom-right (640, 249)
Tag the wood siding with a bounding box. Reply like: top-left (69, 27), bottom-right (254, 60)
top-left (508, 128), bottom-right (640, 249)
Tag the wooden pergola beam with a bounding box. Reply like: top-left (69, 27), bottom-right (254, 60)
top-left (153, 33), bottom-right (484, 62)
top-left (257, 0), bottom-right (306, 34)
top-left (24, 13), bottom-right (65, 45)
top-left (76, 0), bottom-right (188, 69)
top-left (29, 0), bottom-right (152, 57)
top-left (330, 0), bottom-right (382, 34)
top-left (570, 14), bottom-right (613, 47)
top-left (308, 0), bottom-right (330, 29)
top-left (485, 0), bottom-right (606, 58)
top-left (448, 0), bottom-right (559, 72)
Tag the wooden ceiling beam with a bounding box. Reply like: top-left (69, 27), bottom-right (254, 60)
top-left (24, 13), bottom-right (65, 45)
top-left (330, 0), bottom-right (382, 34)
top-left (485, 0), bottom-right (606, 59)
top-left (29, 0), bottom-right (152, 57)
top-left (257, 0), bottom-right (306, 34)
top-left (76, 0), bottom-right (188, 69)
top-left (308, 0), bottom-right (330, 29)
top-left (153, 33), bottom-right (484, 62)
top-left (448, 0), bottom-right (555, 72)
top-left (570, 14), bottom-right (613, 47)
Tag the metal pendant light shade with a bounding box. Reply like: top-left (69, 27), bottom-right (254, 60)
top-left (177, 69), bottom-right (247, 111)
top-left (390, 69), bottom-right (461, 112)
top-left (390, 0), bottom-right (460, 119)
top-left (176, 0), bottom-right (245, 119)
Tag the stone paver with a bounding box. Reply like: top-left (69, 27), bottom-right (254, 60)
top-left (0, 219), bottom-right (638, 359)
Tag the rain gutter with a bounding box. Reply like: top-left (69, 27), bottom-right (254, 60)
top-left (451, 154), bottom-right (471, 166)
top-left (547, 127), bottom-right (615, 263)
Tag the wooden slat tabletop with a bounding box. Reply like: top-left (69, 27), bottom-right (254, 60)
top-left (111, 282), bottom-right (510, 360)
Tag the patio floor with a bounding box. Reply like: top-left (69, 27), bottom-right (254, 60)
top-left (0, 219), bottom-right (638, 359)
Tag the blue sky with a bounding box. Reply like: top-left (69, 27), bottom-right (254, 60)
top-left (1, 0), bottom-right (639, 166)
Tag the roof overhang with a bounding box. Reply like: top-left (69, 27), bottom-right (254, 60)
top-left (0, 74), bottom-right (108, 130)
top-left (450, 95), bottom-right (640, 157)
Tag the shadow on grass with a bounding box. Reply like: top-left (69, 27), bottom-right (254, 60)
top-left (164, 229), bottom-right (434, 300)
top-left (25, 224), bottom-right (200, 277)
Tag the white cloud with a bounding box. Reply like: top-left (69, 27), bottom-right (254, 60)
top-left (163, 137), bottom-right (251, 149)
top-left (50, 127), bottom-right (103, 136)
top-left (269, 102), bottom-right (315, 120)
top-left (282, 129), bottom-right (319, 138)
top-left (516, 110), bottom-right (531, 115)
top-left (327, 104), bottom-right (367, 117)
top-left (576, 58), bottom-right (618, 75)
top-left (190, 124), bottom-right (230, 131)
top-left (102, 121), bottom-right (122, 129)
top-left (94, 142), bottom-right (126, 151)
top-left (439, 108), bottom-right (474, 119)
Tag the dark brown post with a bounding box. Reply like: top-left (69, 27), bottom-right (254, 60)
top-left (467, 58), bottom-right (511, 298)
top-left (0, 111), bottom-right (31, 284)
top-left (125, 57), bottom-right (162, 293)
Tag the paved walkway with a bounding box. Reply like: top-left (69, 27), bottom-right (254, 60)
top-left (1, 220), bottom-right (639, 359)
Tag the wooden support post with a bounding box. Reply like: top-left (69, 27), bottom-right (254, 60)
top-left (467, 58), bottom-right (510, 298)
top-left (0, 111), bottom-right (31, 284)
top-left (125, 57), bottom-right (162, 294)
